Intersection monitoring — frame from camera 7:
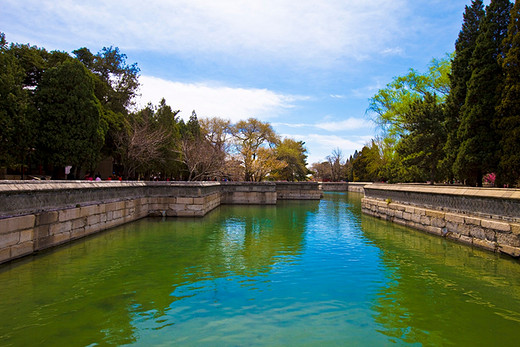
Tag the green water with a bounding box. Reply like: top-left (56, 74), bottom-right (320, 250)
top-left (1, 192), bottom-right (520, 346)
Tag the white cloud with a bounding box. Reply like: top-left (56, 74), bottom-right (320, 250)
top-left (2, 0), bottom-right (407, 67)
top-left (315, 118), bottom-right (373, 131)
top-left (138, 75), bottom-right (306, 122)
top-left (274, 117), bottom-right (374, 132)
top-left (381, 47), bottom-right (404, 56)
top-left (307, 134), bottom-right (367, 151)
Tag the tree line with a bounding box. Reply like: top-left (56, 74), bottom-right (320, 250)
top-left (0, 33), bottom-right (310, 181)
top-left (312, 0), bottom-right (520, 187)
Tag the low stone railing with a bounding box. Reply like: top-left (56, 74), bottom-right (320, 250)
top-left (319, 182), bottom-right (371, 193)
top-left (362, 184), bottom-right (520, 258)
top-left (0, 181), bottom-right (321, 264)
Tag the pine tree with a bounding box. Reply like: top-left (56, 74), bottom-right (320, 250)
top-left (496, 0), bottom-right (520, 186)
top-left (454, 0), bottom-right (512, 186)
top-left (442, 1), bottom-right (485, 180)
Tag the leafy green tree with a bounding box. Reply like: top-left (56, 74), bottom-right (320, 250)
top-left (272, 138), bottom-right (310, 181)
top-left (0, 35), bottom-right (39, 176)
top-left (455, 0), bottom-right (512, 186)
top-left (231, 118), bottom-right (279, 181)
top-left (368, 56), bottom-right (451, 141)
top-left (396, 93), bottom-right (446, 184)
top-left (351, 141), bottom-right (385, 182)
top-left (35, 59), bottom-right (108, 177)
top-left (496, 0), bottom-right (520, 186)
top-left (73, 46), bottom-right (140, 115)
top-left (442, 0), bottom-right (485, 178)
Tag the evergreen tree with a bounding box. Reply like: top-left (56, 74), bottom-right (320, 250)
top-left (496, 0), bottom-right (520, 186)
top-left (442, 1), bottom-right (485, 179)
top-left (454, 0), bottom-right (512, 186)
top-left (35, 59), bottom-right (108, 177)
top-left (397, 93), bottom-right (446, 184)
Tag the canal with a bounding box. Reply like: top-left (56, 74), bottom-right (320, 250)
top-left (0, 192), bottom-right (519, 346)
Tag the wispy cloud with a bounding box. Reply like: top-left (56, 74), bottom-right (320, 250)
top-left (381, 47), bottom-right (404, 56)
top-left (274, 117), bottom-right (373, 132)
top-left (2, 0), bottom-right (408, 67)
top-left (138, 76), bottom-right (307, 122)
top-left (316, 118), bottom-right (373, 131)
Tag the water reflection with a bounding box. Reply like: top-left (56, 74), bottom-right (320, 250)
top-left (361, 213), bottom-right (520, 345)
top-left (1, 193), bottom-right (520, 346)
top-left (0, 201), bottom-right (319, 346)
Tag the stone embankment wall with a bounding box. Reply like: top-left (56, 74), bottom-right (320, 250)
top-left (362, 184), bottom-right (520, 258)
top-left (0, 181), bottom-right (321, 264)
top-left (320, 182), bottom-right (371, 193)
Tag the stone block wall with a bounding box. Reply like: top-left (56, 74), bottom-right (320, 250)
top-left (320, 182), bottom-right (371, 193)
top-left (362, 184), bottom-right (520, 258)
top-left (276, 182), bottom-right (322, 200)
top-left (0, 181), bottom-right (321, 264)
top-left (220, 182), bottom-right (277, 204)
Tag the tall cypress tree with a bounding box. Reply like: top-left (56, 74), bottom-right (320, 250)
top-left (454, 0), bottom-right (512, 186)
top-left (442, 1), bottom-right (485, 180)
top-left (496, 0), bottom-right (520, 186)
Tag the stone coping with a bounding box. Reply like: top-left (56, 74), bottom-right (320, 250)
top-left (0, 180), bottom-right (220, 192)
top-left (366, 183), bottom-right (520, 200)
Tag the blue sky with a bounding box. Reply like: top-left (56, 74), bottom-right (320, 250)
top-left (1, 0), bottom-right (475, 164)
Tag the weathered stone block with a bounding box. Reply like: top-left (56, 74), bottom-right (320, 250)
top-left (177, 197), bottom-right (194, 204)
top-left (498, 244), bottom-right (520, 258)
top-left (34, 225), bottom-right (50, 239)
top-left (459, 235), bottom-right (473, 246)
top-left (58, 208), bottom-right (81, 222)
top-left (0, 215), bottom-right (36, 234)
top-left (73, 218), bottom-right (87, 229)
top-left (411, 213), bottom-right (422, 224)
top-left (473, 238), bottom-right (497, 252)
top-left (496, 232), bottom-right (520, 247)
top-left (36, 211), bottom-right (58, 225)
top-left (70, 228), bottom-right (86, 240)
top-left (0, 247), bottom-right (11, 263)
top-left (420, 215), bottom-right (431, 225)
top-left (50, 221), bottom-right (72, 235)
top-left (87, 215), bottom-right (101, 226)
top-left (446, 221), bottom-right (459, 233)
top-left (19, 229), bottom-right (34, 243)
top-left (11, 241), bottom-right (33, 258)
top-left (426, 210), bottom-right (444, 219)
top-left (0, 232), bottom-right (20, 248)
top-left (464, 216), bottom-right (482, 226)
top-left (469, 226), bottom-right (486, 240)
top-left (512, 224), bottom-right (520, 235)
top-left (445, 213), bottom-right (464, 224)
top-left (425, 226), bottom-right (442, 236)
top-left (80, 204), bottom-right (105, 217)
top-left (431, 217), bottom-right (446, 228)
top-left (481, 220), bottom-right (510, 232)
top-left (403, 212), bottom-right (412, 221)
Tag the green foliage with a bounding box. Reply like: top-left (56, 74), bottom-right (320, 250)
top-left (0, 38), bottom-right (35, 169)
top-left (443, 1), bottom-right (485, 178)
top-left (455, 0), bottom-right (512, 186)
top-left (396, 93), bottom-right (446, 183)
top-left (73, 46), bottom-right (140, 115)
top-left (35, 59), bottom-right (108, 171)
top-left (232, 118), bottom-right (279, 181)
top-left (496, 0), bottom-right (520, 186)
top-left (351, 141), bottom-right (385, 182)
top-left (272, 139), bottom-right (310, 181)
top-left (368, 56), bottom-right (451, 140)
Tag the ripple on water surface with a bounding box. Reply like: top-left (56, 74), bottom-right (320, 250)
top-left (1, 192), bottom-right (520, 346)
